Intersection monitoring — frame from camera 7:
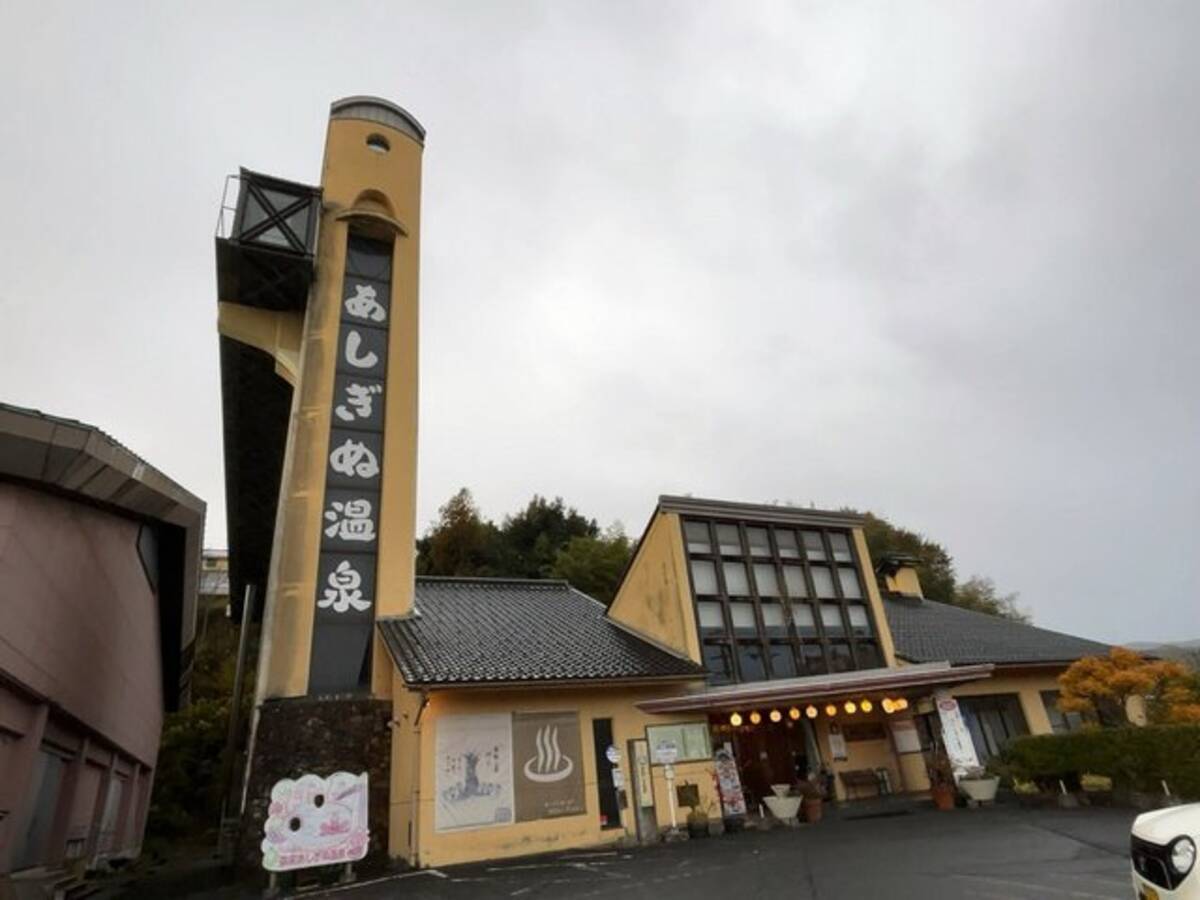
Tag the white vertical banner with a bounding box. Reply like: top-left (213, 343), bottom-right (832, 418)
top-left (435, 714), bottom-right (514, 832)
top-left (933, 689), bottom-right (980, 775)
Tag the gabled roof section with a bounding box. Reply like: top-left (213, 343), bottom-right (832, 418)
top-left (884, 595), bottom-right (1111, 667)
top-left (378, 577), bottom-right (706, 688)
top-left (657, 495), bottom-right (864, 528)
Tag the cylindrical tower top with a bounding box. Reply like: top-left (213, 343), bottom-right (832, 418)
top-left (330, 96), bottom-right (425, 146)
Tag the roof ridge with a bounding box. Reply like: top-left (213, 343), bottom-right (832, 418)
top-left (415, 575), bottom-right (569, 588)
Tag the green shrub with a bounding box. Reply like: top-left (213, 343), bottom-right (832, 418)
top-left (1000, 725), bottom-right (1200, 799)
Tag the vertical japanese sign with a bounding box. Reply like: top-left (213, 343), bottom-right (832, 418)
top-left (933, 688), bottom-right (981, 775)
top-left (309, 235), bottom-right (393, 694)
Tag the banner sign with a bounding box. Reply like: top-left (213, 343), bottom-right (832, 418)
top-left (261, 772), bottom-right (369, 872)
top-left (934, 689), bottom-right (980, 774)
top-left (712, 747), bottom-right (747, 817)
top-left (513, 712), bottom-right (586, 822)
top-left (435, 714), bottom-right (514, 832)
top-left (309, 235), bottom-right (394, 694)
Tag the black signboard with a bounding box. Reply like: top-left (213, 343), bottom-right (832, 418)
top-left (308, 234), bottom-right (394, 694)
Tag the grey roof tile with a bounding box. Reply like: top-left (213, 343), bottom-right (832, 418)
top-left (885, 595), bottom-right (1110, 666)
top-left (378, 577), bottom-right (706, 686)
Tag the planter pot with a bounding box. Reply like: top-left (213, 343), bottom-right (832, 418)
top-left (802, 798), bottom-right (823, 823)
top-left (687, 816), bottom-right (709, 839)
top-left (959, 776), bottom-right (1000, 804)
top-left (722, 816), bottom-right (745, 834)
top-left (931, 784), bottom-right (956, 811)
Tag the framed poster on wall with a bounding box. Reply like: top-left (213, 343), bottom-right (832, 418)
top-left (645, 723), bottom-right (712, 763)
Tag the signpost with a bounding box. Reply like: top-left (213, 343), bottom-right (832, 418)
top-left (654, 741), bottom-right (680, 830)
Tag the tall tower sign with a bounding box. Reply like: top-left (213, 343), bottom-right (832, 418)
top-left (214, 97), bottom-right (425, 859)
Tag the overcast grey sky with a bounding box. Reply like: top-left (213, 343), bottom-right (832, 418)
top-left (1, 1), bottom-right (1196, 644)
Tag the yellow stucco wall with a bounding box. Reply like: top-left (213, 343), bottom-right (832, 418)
top-left (390, 682), bottom-right (718, 868)
top-left (607, 512), bottom-right (701, 662)
top-left (254, 111), bottom-right (423, 701)
top-left (883, 567), bottom-right (923, 597)
top-left (852, 528), bottom-right (898, 667)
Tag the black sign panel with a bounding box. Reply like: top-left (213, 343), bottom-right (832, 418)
top-left (309, 234), bottom-right (394, 695)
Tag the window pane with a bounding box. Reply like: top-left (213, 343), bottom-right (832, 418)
top-left (737, 643), bottom-right (766, 681)
top-left (775, 529), bottom-right (800, 558)
top-left (684, 521), bottom-right (711, 554)
top-left (791, 604), bottom-right (817, 637)
top-left (829, 532), bottom-right (853, 562)
top-left (801, 643), bottom-right (827, 674)
top-left (746, 527), bottom-right (771, 557)
top-left (769, 643), bottom-right (797, 678)
top-left (716, 524), bottom-right (741, 555)
top-left (810, 566), bottom-right (836, 597)
top-left (783, 566), bottom-right (807, 597)
top-left (753, 563), bottom-right (781, 597)
top-left (729, 602), bottom-right (757, 634)
top-left (838, 567), bottom-right (862, 599)
top-left (702, 643), bottom-right (733, 685)
top-left (847, 604), bottom-right (871, 636)
top-left (802, 531), bottom-right (826, 561)
top-left (697, 601), bottom-right (725, 632)
top-left (760, 603), bottom-right (786, 634)
top-left (690, 559), bottom-right (718, 595)
top-left (829, 642), bottom-right (854, 672)
top-left (856, 642), bottom-right (882, 669)
top-left (820, 603), bottom-right (845, 635)
top-left (723, 562), bottom-right (750, 596)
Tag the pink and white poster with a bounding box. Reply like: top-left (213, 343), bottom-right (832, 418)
top-left (261, 772), bottom-right (369, 872)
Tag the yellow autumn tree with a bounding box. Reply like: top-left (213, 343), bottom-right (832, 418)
top-left (1059, 647), bottom-right (1200, 725)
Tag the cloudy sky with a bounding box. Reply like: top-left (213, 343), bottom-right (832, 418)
top-left (2, 2), bottom-right (1196, 644)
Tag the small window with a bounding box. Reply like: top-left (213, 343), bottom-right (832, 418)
top-left (838, 567), bottom-right (863, 599)
top-left (684, 521), bottom-right (712, 554)
top-left (737, 642), bottom-right (767, 681)
top-left (801, 643), bottom-right (827, 674)
top-left (697, 601), bottom-right (725, 632)
top-left (847, 604), bottom-right (872, 637)
top-left (723, 561), bottom-right (751, 596)
top-left (820, 603), bottom-right (845, 635)
top-left (690, 559), bottom-right (718, 595)
top-left (703, 643), bottom-right (734, 685)
top-left (791, 603), bottom-right (817, 637)
top-left (716, 524), bottom-right (741, 556)
top-left (746, 527), bottom-right (771, 557)
top-left (829, 642), bottom-right (855, 672)
top-left (366, 133), bottom-right (391, 153)
top-left (769, 643), bottom-right (797, 678)
top-left (729, 602), bottom-right (757, 635)
top-left (783, 565), bottom-right (807, 597)
top-left (753, 563), bottom-right (781, 597)
top-left (856, 641), bottom-right (883, 669)
top-left (810, 566), bottom-right (836, 597)
top-left (760, 602), bottom-right (787, 635)
top-left (775, 529), bottom-right (800, 558)
top-left (802, 531), bottom-right (826, 561)
top-left (829, 532), bottom-right (853, 562)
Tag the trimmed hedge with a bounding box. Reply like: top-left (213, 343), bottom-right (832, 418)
top-left (999, 725), bottom-right (1200, 800)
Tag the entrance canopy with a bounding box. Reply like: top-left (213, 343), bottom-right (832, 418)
top-left (636, 661), bottom-right (994, 714)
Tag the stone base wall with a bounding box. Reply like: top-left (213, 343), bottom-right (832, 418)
top-left (238, 695), bottom-right (391, 870)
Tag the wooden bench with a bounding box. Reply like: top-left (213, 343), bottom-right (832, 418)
top-left (838, 769), bottom-right (882, 799)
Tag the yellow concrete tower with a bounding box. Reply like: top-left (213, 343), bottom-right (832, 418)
top-left (214, 96), bottom-right (425, 861)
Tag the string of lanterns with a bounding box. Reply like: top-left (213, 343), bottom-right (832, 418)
top-left (727, 697), bottom-right (908, 728)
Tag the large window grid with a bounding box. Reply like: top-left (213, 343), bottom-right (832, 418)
top-left (684, 517), bottom-right (883, 685)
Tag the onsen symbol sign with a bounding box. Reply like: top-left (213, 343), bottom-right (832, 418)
top-left (523, 725), bottom-right (574, 783)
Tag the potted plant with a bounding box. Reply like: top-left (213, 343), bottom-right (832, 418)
top-left (798, 778), bottom-right (824, 823)
top-left (928, 750), bottom-right (956, 811)
top-left (958, 765), bottom-right (1000, 804)
top-left (677, 783), bottom-right (708, 839)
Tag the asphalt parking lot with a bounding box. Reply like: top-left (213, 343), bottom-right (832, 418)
top-left (314, 805), bottom-right (1139, 899)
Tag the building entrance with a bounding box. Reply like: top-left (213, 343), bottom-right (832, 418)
top-left (709, 716), bottom-right (819, 812)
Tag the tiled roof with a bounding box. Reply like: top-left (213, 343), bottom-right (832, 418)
top-left (378, 578), bottom-right (706, 687)
top-left (885, 595), bottom-right (1111, 666)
